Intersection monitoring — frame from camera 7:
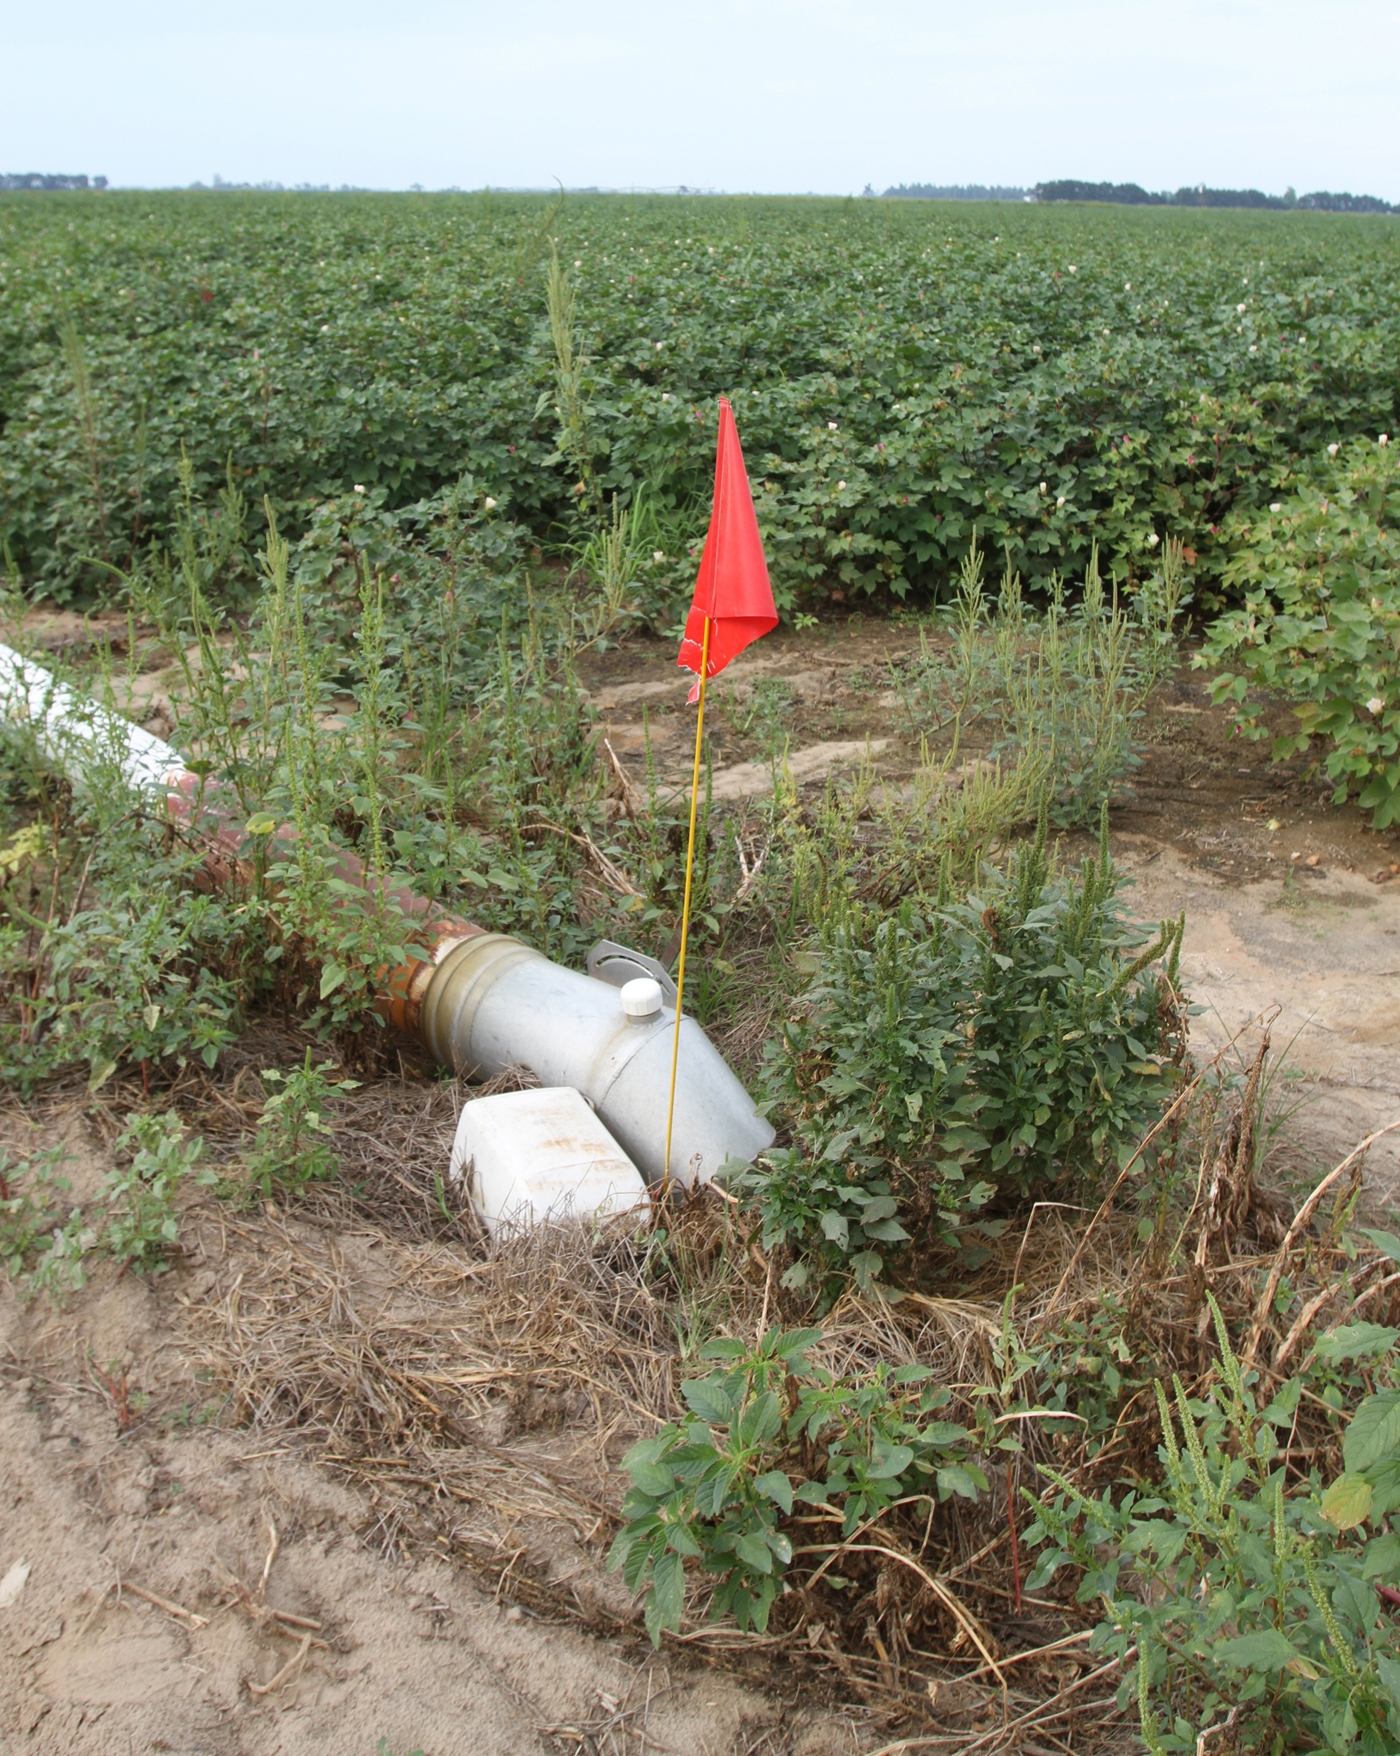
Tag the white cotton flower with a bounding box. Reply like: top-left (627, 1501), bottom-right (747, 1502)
top-left (1328, 442), bottom-right (1340, 456)
top-left (1056, 495), bottom-right (1066, 509)
top-left (1270, 502), bottom-right (1283, 513)
top-left (353, 483), bottom-right (365, 493)
top-left (1237, 302), bottom-right (1247, 314)
top-left (653, 550), bottom-right (665, 563)
top-left (320, 324), bottom-right (330, 332)
top-left (574, 259), bottom-right (582, 267)
top-left (1381, 434), bottom-right (1390, 447)
top-left (1067, 264), bottom-right (1077, 274)
top-left (1249, 344), bottom-right (1257, 354)
top-left (1039, 482), bottom-right (1048, 494)
top-left (1146, 532), bottom-right (1160, 547)
top-left (828, 421), bottom-right (839, 431)
top-left (655, 341), bottom-right (664, 350)
top-left (484, 497), bottom-right (497, 510)
top-left (1368, 696), bottom-right (1386, 715)
top-left (1124, 282), bottom-right (1131, 291)
top-left (1032, 343), bottom-right (1041, 354)
top-left (837, 480), bottom-right (847, 491)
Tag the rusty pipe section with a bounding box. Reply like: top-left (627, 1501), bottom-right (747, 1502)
top-left (0, 641), bottom-right (773, 1184)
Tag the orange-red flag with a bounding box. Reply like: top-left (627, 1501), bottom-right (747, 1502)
top-left (677, 398), bottom-right (777, 700)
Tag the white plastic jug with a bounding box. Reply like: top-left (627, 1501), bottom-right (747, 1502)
top-left (448, 1086), bottom-right (650, 1236)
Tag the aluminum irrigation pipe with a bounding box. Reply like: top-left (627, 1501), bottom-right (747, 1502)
top-left (0, 640), bottom-right (773, 1185)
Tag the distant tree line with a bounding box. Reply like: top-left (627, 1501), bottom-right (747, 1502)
top-left (1033, 179), bottom-right (1397, 214)
top-left (883, 183), bottom-right (1029, 202)
top-left (190, 176), bottom-right (375, 193)
top-left (1, 173), bottom-right (107, 191)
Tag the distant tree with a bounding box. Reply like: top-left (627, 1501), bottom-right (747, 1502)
top-left (1033, 179), bottom-right (1395, 214)
top-left (1033, 180), bottom-right (1164, 205)
top-left (884, 183), bottom-right (1029, 202)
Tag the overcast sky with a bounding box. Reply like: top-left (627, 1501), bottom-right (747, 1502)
top-left (6, 0), bottom-right (1399, 199)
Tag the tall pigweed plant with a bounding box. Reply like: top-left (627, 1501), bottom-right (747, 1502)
top-left (609, 1326), bottom-right (985, 1643)
top-left (1027, 1294), bottom-right (1400, 1756)
top-left (1203, 436), bottom-right (1400, 828)
top-left (124, 498), bottom-right (427, 1034)
top-left (752, 802), bottom-right (1188, 1295)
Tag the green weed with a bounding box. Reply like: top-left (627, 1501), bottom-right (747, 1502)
top-left (103, 1112), bottom-right (214, 1272)
top-left (1027, 1292), bottom-right (1400, 1755)
top-left (751, 800), bottom-right (1188, 1295)
top-left (609, 1326), bottom-right (984, 1643)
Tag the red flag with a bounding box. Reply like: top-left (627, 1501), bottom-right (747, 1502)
top-left (677, 397), bottom-right (777, 700)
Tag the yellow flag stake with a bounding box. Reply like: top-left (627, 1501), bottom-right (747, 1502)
top-left (663, 615), bottom-right (712, 1188)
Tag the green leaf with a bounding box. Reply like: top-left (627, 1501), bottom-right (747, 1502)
top-left (738, 1390), bottom-right (782, 1447)
top-left (936, 1464), bottom-right (983, 1501)
top-left (698, 1337), bottom-right (747, 1361)
top-left (319, 961), bottom-right (347, 1000)
top-left (1321, 1473), bottom-right (1374, 1531)
top-left (1213, 1629), bottom-right (1298, 1672)
top-left (1260, 1378), bottom-right (1302, 1428)
top-left (1344, 1392), bottom-right (1400, 1474)
top-left (680, 1377), bottom-right (735, 1425)
top-left (627, 1461), bottom-right (677, 1498)
top-left (866, 1441), bottom-right (914, 1481)
top-left (920, 1421), bottom-right (970, 1446)
top-left (734, 1530), bottom-right (774, 1574)
top-left (754, 1471), bottom-right (793, 1513)
top-left (820, 1210), bottom-right (850, 1246)
top-left (1377, 1654), bottom-right (1400, 1707)
top-left (245, 813), bottom-right (277, 835)
top-left (645, 1549), bottom-right (685, 1645)
top-left (774, 1328), bottom-right (824, 1361)
top-left (1363, 1531), bottom-right (1400, 1581)
top-left (862, 1218), bottom-right (911, 1243)
top-left (1317, 1322), bottom-right (1399, 1362)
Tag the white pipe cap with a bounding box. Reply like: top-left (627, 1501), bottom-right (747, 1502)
top-left (619, 977), bottom-right (664, 1019)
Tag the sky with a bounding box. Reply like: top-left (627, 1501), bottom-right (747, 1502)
top-left (5, 0), bottom-right (1399, 200)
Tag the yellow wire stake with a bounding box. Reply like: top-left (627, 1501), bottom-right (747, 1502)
top-left (664, 615), bottom-right (711, 1187)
